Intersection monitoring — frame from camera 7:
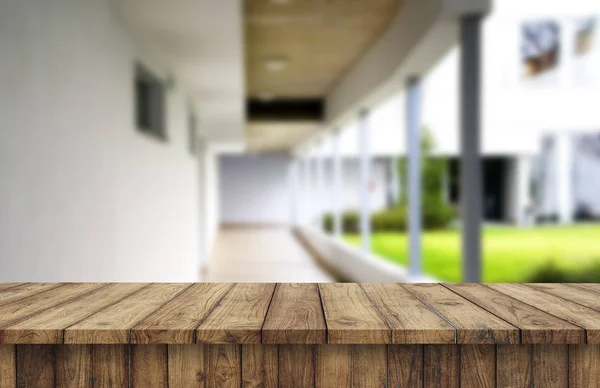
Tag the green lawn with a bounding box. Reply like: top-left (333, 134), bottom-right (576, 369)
top-left (344, 225), bottom-right (600, 282)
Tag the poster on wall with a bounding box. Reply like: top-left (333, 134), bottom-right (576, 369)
top-left (521, 20), bottom-right (561, 79)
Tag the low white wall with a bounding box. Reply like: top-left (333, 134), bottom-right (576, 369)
top-left (296, 226), bottom-right (434, 283)
top-left (0, 0), bottom-right (199, 281)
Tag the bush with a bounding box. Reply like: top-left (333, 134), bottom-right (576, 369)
top-left (527, 261), bottom-right (600, 283)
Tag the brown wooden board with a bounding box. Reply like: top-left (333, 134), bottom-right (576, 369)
top-left (316, 345), bottom-right (351, 388)
top-left (569, 345), bottom-right (600, 388)
top-left (362, 283), bottom-right (456, 344)
top-left (1, 283), bottom-right (145, 344)
top-left (131, 283), bottom-right (233, 344)
top-left (168, 344), bottom-right (205, 387)
top-left (404, 284), bottom-right (519, 344)
top-left (55, 345), bottom-right (92, 388)
top-left (262, 283), bottom-right (326, 344)
top-left (533, 345), bottom-right (568, 388)
top-left (279, 345), bottom-right (315, 388)
top-left (388, 344), bottom-right (423, 388)
top-left (352, 345), bottom-right (387, 387)
top-left (489, 283), bottom-right (600, 343)
top-left (16, 344), bottom-right (56, 388)
top-left (445, 283), bottom-right (584, 344)
top-left (527, 283), bottom-right (600, 310)
top-left (205, 344), bottom-right (241, 388)
top-left (65, 283), bottom-right (190, 344)
top-left (131, 345), bottom-right (167, 387)
top-left (197, 283), bottom-right (275, 344)
top-left (497, 344), bottom-right (532, 387)
top-left (460, 345), bottom-right (495, 388)
top-left (241, 344), bottom-right (278, 388)
top-left (92, 345), bottom-right (128, 388)
top-left (319, 283), bottom-right (390, 344)
top-left (0, 345), bottom-right (16, 388)
top-left (423, 345), bottom-right (459, 388)
top-left (0, 283), bottom-right (62, 308)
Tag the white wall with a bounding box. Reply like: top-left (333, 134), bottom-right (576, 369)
top-left (0, 0), bottom-right (200, 281)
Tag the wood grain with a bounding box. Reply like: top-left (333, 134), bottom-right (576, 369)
top-left (404, 284), bottom-right (519, 344)
top-left (319, 283), bottom-right (390, 344)
top-left (1, 283), bottom-right (145, 344)
top-left (569, 283), bottom-right (600, 294)
top-left (424, 345), bottom-right (459, 388)
top-left (131, 345), bottom-right (167, 387)
top-left (206, 344), bottom-right (241, 388)
top-left (489, 283), bottom-right (600, 343)
top-left (362, 283), bottom-right (455, 344)
top-left (445, 283), bottom-right (584, 344)
top-left (527, 283), bottom-right (600, 310)
top-left (262, 283), bottom-right (326, 344)
top-left (0, 283), bottom-right (24, 292)
top-left (460, 345), bottom-right (495, 388)
top-left (65, 283), bottom-right (190, 344)
top-left (388, 345), bottom-right (423, 388)
top-left (242, 344), bottom-right (278, 388)
top-left (279, 345), bottom-right (315, 388)
top-left (131, 283), bottom-right (233, 344)
top-left (497, 345), bottom-right (532, 388)
top-left (197, 283), bottom-right (275, 344)
top-left (16, 344), bottom-right (55, 388)
top-left (352, 345), bottom-right (387, 387)
top-left (168, 344), bottom-right (205, 387)
top-left (56, 345), bottom-right (92, 388)
top-left (316, 345), bottom-right (351, 388)
top-left (0, 345), bottom-right (16, 388)
top-left (533, 345), bottom-right (568, 388)
top-left (569, 345), bottom-right (600, 388)
top-left (0, 283), bottom-right (105, 330)
top-left (0, 283), bottom-right (61, 308)
top-left (92, 345), bottom-right (128, 388)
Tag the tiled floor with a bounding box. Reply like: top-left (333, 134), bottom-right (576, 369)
top-left (203, 227), bottom-right (334, 282)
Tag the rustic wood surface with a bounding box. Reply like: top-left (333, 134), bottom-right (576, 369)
top-left (0, 282), bottom-right (599, 345)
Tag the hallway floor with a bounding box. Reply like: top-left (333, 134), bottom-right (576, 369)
top-left (203, 227), bottom-right (334, 282)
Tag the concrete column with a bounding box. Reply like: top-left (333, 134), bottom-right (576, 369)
top-left (556, 134), bottom-right (574, 224)
top-left (510, 155), bottom-right (533, 226)
top-left (332, 131), bottom-right (343, 238)
top-left (407, 77), bottom-right (422, 277)
top-left (316, 152), bottom-right (326, 230)
top-left (288, 158), bottom-right (299, 228)
top-left (460, 14), bottom-right (483, 283)
top-left (358, 110), bottom-right (372, 253)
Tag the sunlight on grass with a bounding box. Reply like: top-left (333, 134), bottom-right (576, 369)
top-left (344, 224), bottom-right (600, 282)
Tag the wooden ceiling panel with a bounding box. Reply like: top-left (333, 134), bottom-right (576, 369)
top-left (245, 0), bottom-right (403, 99)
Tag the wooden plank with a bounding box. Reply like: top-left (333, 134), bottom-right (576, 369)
top-left (460, 345), bottom-right (495, 388)
top-left (489, 283), bottom-right (600, 343)
top-left (131, 345), bottom-right (167, 387)
top-left (404, 284), bottom-right (519, 344)
top-left (65, 283), bottom-right (190, 344)
top-left (445, 283), bottom-right (584, 344)
top-left (0, 345), bottom-right (16, 388)
top-left (362, 283), bottom-right (455, 344)
top-left (56, 345), bottom-right (92, 388)
top-left (423, 345), bottom-right (459, 388)
top-left (197, 283), bottom-right (275, 344)
top-left (316, 345), bottom-right (351, 388)
top-left (262, 283), bottom-right (326, 344)
top-left (0, 283), bottom-right (105, 330)
top-left (569, 345), bottom-right (600, 388)
top-left (279, 345), bottom-right (315, 388)
top-left (0, 283), bottom-right (25, 292)
top-left (1, 283), bottom-right (145, 344)
top-left (206, 344), bottom-right (241, 388)
top-left (16, 344), bottom-right (55, 388)
top-left (497, 345), bottom-right (532, 388)
top-left (352, 345), bottom-right (387, 387)
top-left (242, 344), bottom-right (278, 388)
top-left (527, 283), bottom-right (600, 310)
top-left (319, 283), bottom-right (390, 344)
top-left (388, 345), bottom-right (423, 388)
top-left (131, 283), bottom-right (233, 344)
top-left (92, 345), bottom-right (128, 388)
top-left (569, 283), bottom-right (600, 294)
top-left (168, 344), bottom-right (205, 387)
top-left (0, 283), bottom-right (63, 308)
top-left (533, 345), bottom-right (568, 388)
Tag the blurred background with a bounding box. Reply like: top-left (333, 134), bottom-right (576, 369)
top-left (0, 0), bottom-right (599, 283)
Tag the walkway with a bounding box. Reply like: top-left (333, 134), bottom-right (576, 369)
top-left (203, 227), bottom-right (334, 282)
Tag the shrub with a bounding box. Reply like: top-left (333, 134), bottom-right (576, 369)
top-left (527, 261), bottom-right (600, 283)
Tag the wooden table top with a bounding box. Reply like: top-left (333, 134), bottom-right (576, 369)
top-left (0, 282), bottom-right (598, 345)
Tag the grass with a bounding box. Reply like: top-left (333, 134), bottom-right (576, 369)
top-left (344, 224), bottom-right (600, 282)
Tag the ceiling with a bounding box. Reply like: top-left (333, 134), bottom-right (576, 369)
top-left (245, 0), bottom-right (403, 100)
